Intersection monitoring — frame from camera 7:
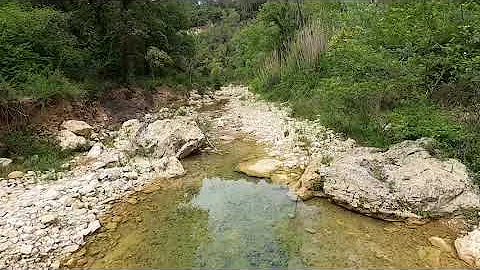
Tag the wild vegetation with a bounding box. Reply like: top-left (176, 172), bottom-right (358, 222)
top-left (0, 0), bottom-right (479, 183)
top-left (231, 1), bottom-right (480, 183)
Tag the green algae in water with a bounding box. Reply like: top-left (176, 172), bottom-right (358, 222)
top-left (72, 139), bottom-right (468, 269)
top-left (83, 177), bottom-right (304, 268)
top-left (192, 178), bottom-right (302, 268)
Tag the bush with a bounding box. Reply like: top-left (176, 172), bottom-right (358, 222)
top-left (0, 2), bottom-right (78, 84)
top-left (22, 70), bottom-right (85, 101)
top-left (0, 129), bottom-right (72, 173)
top-left (242, 1), bottom-right (480, 182)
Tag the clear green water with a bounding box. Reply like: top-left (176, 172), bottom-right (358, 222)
top-left (69, 139), bottom-right (467, 268)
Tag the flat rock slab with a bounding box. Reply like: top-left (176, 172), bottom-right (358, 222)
top-left (238, 158), bottom-right (282, 178)
top-left (8, 171), bottom-right (25, 179)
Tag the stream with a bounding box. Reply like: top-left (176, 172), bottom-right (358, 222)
top-left (69, 138), bottom-right (467, 268)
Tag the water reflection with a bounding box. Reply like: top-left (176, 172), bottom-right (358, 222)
top-left (192, 178), bottom-right (301, 268)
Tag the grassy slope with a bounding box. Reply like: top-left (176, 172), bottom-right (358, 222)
top-left (248, 1), bottom-right (480, 182)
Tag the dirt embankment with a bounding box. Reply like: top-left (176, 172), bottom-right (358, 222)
top-left (0, 87), bottom-right (186, 137)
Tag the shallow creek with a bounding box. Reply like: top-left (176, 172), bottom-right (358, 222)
top-left (68, 138), bottom-right (467, 268)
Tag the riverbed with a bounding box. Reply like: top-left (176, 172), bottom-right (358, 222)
top-left (68, 138), bottom-right (467, 268)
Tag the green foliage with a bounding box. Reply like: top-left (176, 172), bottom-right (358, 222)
top-left (66, 0), bottom-right (195, 84)
top-left (186, 8), bottom-right (242, 90)
top-left (0, 2), bottom-right (84, 100)
top-left (0, 129), bottom-right (72, 173)
top-left (231, 2), bottom-right (303, 78)
top-left (22, 70), bottom-right (85, 101)
top-left (1, 0), bottom-right (197, 101)
top-left (241, 1), bottom-right (480, 182)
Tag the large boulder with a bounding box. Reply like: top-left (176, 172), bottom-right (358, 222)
top-left (61, 120), bottom-right (93, 137)
top-left (455, 229), bottom-right (480, 267)
top-left (133, 117), bottom-right (205, 159)
top-left (86, 142), bottom-right (127, 169)
top-left (57, 130), bottom-right (89, 151)
top-left (294, 138), bottom-right (480, 220)
top-left (113, 119), bottom-right (142, 154)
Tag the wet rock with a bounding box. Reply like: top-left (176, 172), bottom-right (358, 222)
top-left (154, 156), bottom-right (185, 178)
top-left (296, 139), bottom-right (480, 220)
top-left (57, 130), bottom-right (88, 151)
top-left (270, 172), bottom-right (299, 185)
top-left (0, 158), bottom-right (12, 168)
top-left (8, 171), bottom-right (25, 179)
top-left (61, 120), bottom-right (93, 137)
top-left (429, 236), bottom-right (453, 253)
top-left (455, 229), bottom-right (480, 267)
top-left (105, 222), bottom-right (118, 231)
top-left (64, 257), bottom-right (77, 267)
top-left (293, 157), bottom-right (328, 200)
top-left (418, 246), bottom-right (442, 267)
top-left (238, 158), bottom-right (282, 178)
top-left (126, 198), bottom-right (138, 205)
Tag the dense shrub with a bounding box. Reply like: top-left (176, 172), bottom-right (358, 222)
top-left (0, 3), bottom-right (84, 100)
top-left (241, 1), bottom-right (480, 182)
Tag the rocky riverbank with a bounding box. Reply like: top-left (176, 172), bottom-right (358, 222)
top-left (0, 109), bottom-right (206, 268)
top-left (220, 86), bottom-right (480, 267)
top-left (1, 85), bottom-right (480, 268)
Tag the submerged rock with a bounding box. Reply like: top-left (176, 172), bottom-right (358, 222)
top-left (238, 158), bottom-right (282, 178)
top-left (57, 130), bottom-right (88, 151)
top-left (455, 229), bottom-right (480, 267)
top-left (270, 171), bottom-right (300, 185)
top-left (429, 236), bottom-right (453, 254)
top-left (295, 139), bottom-right (480, 220)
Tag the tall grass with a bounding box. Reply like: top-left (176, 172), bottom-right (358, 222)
top-left (255, 18), bottom-right (333, 101)
top-left (246, 1), bottom-right (480, 183)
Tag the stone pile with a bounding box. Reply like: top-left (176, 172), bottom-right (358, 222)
top-left (0, 116), bottom-right (205, 268)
